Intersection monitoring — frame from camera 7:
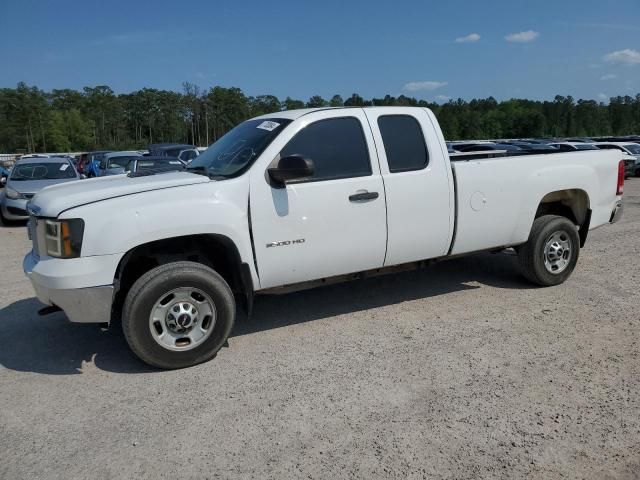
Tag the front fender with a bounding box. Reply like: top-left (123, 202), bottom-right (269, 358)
top-left (60, 177), bottom-right (257, 284)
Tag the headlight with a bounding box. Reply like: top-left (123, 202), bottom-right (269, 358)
top-left (45, 219), bottom-right (84, 258)
top-left (5, 187), bottom-right (23, 200)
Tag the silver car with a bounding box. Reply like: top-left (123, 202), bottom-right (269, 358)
top-left (0, 157), bottom-right (82, 223)
top-left (98, 151), bottom-right (143, 177)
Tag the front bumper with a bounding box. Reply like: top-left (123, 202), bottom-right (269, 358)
top-left (23, 251), bottom-right (115, 324)
top-left (610, 200), bottom-right (623, 224)
top-left (1, 197), bottom-right (29, 220)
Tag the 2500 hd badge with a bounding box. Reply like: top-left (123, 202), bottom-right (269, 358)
top-left (266, 238), bottom-right (305, 248)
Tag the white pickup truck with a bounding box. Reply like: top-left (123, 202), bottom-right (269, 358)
top-left (23, 107), bottom-right (625, 369)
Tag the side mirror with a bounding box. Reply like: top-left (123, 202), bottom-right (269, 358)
top-left (99, 161), bottom-right (107, 170)
top-left (268, 155), bottom-right (314, 186)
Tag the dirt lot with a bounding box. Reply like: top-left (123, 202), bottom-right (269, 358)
top-left (0, 180), bottom-right (638, 480)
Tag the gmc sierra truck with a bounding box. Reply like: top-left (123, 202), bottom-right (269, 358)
top-left (23, 107), bottom-right (625, 369)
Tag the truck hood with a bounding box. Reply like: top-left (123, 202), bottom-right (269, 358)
top-left (29, 171), bottom-right (210, 218)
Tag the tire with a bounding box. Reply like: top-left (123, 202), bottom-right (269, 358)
top-left (517, 215), bottom-right (580, 287)
top-left (122, 261), bottom-right (236, 369)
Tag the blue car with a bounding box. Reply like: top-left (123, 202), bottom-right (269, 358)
top-left (0, 166), bottom-right (9, 187)
top-left (83, 151), bottom-right (112, 178)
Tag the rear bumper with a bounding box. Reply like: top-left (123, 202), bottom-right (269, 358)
top-left (23, 251), bottom-right (115, 324)
top-left (610, 200), bottom-right (623, 224)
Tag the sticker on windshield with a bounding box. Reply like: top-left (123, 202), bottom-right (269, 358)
top-left (60, 164), bottom-right (69, 171)
top-left (256, 121), bottom-right (280, 131)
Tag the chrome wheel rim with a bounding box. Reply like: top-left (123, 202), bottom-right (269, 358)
top-left (148, 287), bottom-right (216, 351)
top-left (543, 231), bottom-right (572, 274)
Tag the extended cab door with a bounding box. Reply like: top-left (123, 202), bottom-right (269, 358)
top-left (249, 109), bottom-right (387, 289)
top-left (364, 108), bottom-right (455, 265)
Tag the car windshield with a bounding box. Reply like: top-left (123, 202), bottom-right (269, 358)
top-left (625, 144), bottom-right (640, 154)
top-left (107, 157), bottom-right (138, 169)
top-left (187, 118), bottom-right (292, 178)
top-left (10, 162), bottom-right (76, 180)
top-left (136, 159), bottom-right (185, 173)
top-left (575, 144), bottom-right (598, 150)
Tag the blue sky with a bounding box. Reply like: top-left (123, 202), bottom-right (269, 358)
top-left (0, 0), bottom-right (639, 102)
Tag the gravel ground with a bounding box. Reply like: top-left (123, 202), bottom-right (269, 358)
top-left (0, 180), bottom-right (639, 480)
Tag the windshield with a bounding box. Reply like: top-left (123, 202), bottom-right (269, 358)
top-left (10, 162), bottom-right (76, 180)
top-left (575, 144), bottom-right (598, 150)
top-left (135, 159), bottom-right (185, 174)
top-left (625, 144), bottom-right (640, 154)
top-left (187, 118), bottom-right (292, 178)
top-left (107, 157), bottom-right (138, 170)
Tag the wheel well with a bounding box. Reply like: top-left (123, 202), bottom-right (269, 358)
top-left (535, 189), bottom-right (591, 246)
top-left (112, 234), bottom-right (250, 321)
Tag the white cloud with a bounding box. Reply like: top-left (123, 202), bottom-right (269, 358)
top-left (597, 93), bottom-right (609, 102)
top-left (600, 74), bottom-right (617, 80)
top-left (505, 30), bottom-right (539, 43)
top-left (603, 48), bottom-right (640, 65)
top-left (435, 95), bottom-right (451, 101)
top-left (455, 33), bottom-right (480, 43)
top-left (403, 81), bottom-right (448, 92)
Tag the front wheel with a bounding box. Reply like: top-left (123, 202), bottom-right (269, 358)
top-left (517, 215), bottom-right (580, 286)
top-left (122, 261), bottom-right (236, 369)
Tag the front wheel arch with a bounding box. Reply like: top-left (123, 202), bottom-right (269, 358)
top-left (112, 234), bottom-right (253, 322)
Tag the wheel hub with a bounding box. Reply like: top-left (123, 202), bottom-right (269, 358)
top-left (543, 231), bottom-right (572, 274)
top-left (166, 302), bottom-right (198, 333)
top-left (149, 287), bottom-right (216, 351)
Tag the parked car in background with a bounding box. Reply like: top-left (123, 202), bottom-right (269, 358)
top-left (82, 151), bottom-right (112, 177)
top-left (98, 151), bottom-right (143, 177)
top-left (550, 142), bottom-right (600, 152)
top-left (0, 166), bottom-right (9, 187)
top-left (594, 142), bottom-right (640, 176)
top-left (564, 137), bottom-right (595, 143)
top-left (18, 154), bottom-right (49, 161)
top-left (621, 153), bottom-right (638, 178)
top-left (149, 143), bottom-right (200, 164)
top-left (129, 156), bottom-right (186, 175)
top-left (96, 156), bottom-right (186, 176)
top-left (503, 141), bottom-right (559, 153)
top-left (455, 143), bottom-right (524, 153)
top-left (1, 157), bottom-right (81, 223)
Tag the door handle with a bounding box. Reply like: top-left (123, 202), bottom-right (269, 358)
top-left (349, 191), bottom-right (379, 202)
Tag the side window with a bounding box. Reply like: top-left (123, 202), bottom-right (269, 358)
top-left (280, 117), bottom-right (371, 181)
top-left (377, 115), bottom-right (429, 172)
top-left (182, 150), bottom-right (197, 161)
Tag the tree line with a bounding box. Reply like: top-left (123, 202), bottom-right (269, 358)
top-left (1, 81), bottom-right (639, 153)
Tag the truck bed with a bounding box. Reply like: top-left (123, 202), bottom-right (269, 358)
top-left (449, 149), bottom-right (622, 255)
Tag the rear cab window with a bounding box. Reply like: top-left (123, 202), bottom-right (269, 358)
top-left (377, 115), bottom-right (429, 172)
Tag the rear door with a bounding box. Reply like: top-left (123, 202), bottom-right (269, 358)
top-left (249, 109), bottom-right (387, 289)
top-left (364, 108), bottom-right (454, 265)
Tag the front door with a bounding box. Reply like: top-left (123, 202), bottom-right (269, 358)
top-left (249, 109), bottom-right (387, 289)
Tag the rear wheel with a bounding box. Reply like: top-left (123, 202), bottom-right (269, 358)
top-left (122, 261), bottom-right (235, 369)
top-left (518, 215), bottom-right (580, 286)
